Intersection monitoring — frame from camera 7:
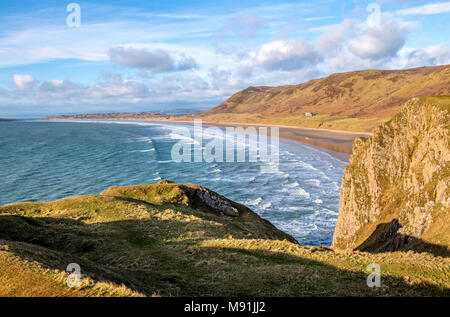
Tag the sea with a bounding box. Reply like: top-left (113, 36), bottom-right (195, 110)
top-left (0, 120), bottom-right (347, 245)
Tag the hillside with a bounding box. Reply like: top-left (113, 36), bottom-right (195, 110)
top-left (333, 96), bottom-right (450, 256)
top-left (41, 66), bottom-right (450, 133)
top-left (202, 65), bottom-right (450, 132)
top-left (1, 180), bottom-right (449, 297)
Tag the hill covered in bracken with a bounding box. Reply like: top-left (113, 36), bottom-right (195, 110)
top-left (203, 65), bottom-right (450, 131)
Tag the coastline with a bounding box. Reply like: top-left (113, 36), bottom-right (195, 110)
top-left (42, 118), bottom-right (371, 159)
top-left (194, 120), bottom-right (369, 157)
top-left (8, 119), bottom-right (347, 245)
top-left (165, 120), bottom-right (362, 161)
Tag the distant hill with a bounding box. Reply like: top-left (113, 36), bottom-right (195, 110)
top-left (207, 65), bottom-right (450, 118)
top-left (202, 65), bottom-right (450, 131)
top-left (43, 112), bottom-right (169, 121)
top-left (43, 65), bottom-right (450, 132)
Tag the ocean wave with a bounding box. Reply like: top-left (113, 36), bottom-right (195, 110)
top-left (135, 136), bottom-right (154, 144)
top-left (305, 179), bottom-right (321, 187)
top-left (274, 219), bottom-right (319, 237)
top-left (261, 202), bottom-right (272, 209)
top-left (131, 148), bottom-right (155, 153)
top-left (297, 161), bottom-right (318, 171)
top-left (294, 188), bottom-right (310, 198)
top-left (167, 133), bottom-right (200, 144)
top-left (246, 197), bottom-right (262, 206)
top-left (1, 120), bottom-right (346, 246)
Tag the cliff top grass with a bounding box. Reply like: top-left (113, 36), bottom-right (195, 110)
top-left (1, 181), bottom-right (449, 297)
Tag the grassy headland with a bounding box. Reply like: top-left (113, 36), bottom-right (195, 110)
top-left (1, 181), bottom-right (449, 297)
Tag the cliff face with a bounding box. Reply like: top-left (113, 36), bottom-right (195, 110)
top-left (332, 96), bottom-right (450, 255)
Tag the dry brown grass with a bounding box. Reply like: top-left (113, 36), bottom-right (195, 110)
top-left (0, 248), bottom-right (143, 297)
top-left (203, 65), bottom-right (450, 132)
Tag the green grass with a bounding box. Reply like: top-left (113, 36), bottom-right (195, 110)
top-left (177, 113), bottom-right (389, 132)
top-left (1, 181), bottom-right (449, 297)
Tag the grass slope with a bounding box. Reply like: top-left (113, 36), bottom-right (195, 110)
top-left (202, 65), bottom-right (450, 132)
top-left (1, 181), bottom-right (449, 297)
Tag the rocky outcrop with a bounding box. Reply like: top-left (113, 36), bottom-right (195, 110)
top-left (196, 188), bottom-right (239, 217)
top-left (332, 96), bottom-right (450, 255)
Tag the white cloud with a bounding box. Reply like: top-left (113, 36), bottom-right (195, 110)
top-left (218, 15), bottom-right (265, 39)
top-left (396, 2), bottom-right (450, 15)
top-left (108, 47), bottom-right (197, 72)
top-left (176, 55), bottom-right (199, 71)
top-left (134, 13), bottom-right (204, 19)
top-left (95, 76), bottom-right (150, 98)
top-left (304, 16), bottom-right (336, 22)
top-left (316, 19), bottom-right (357, 54)
top-left (50, 80), bottom-right (64, 87)
top-left (0, 19), bottom-right (213, 67)
top-left (109, 47), bottom-right (174, 71)
top-left (255, 39), bottom-right (321, 71)
top-left (348, 15), bottom-right (406, 60)
top-left (13, 74), bottom-right (36, 89)
top-left (308, 23), bottom-right (343, 33)
top-left (396, 45), bottom-right (450, 68)
top-left (1, 1), bottom-right (449, 115)
top-left (313, 12), bottom-right (408, 71)
top-left (3, 72), bottom-right (234, 112)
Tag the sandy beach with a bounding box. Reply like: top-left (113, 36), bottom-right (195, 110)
top-left (43, 117), bottom-right (372, 160)
top-left (193, 121), bottom-right (371, 157)
top-left (132, 119), bottom-right (371, 160)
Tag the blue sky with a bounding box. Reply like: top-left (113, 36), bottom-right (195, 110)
top-left (0, 0), bottom-right (449, 117)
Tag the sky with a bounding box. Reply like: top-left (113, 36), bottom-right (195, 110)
top-left (0, 0), bottom-right (449, 117)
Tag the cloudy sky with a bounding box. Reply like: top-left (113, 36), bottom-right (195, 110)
top-left (1, 0), bottom-right (449, 117)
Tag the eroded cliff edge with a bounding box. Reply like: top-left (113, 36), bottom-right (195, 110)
top-left (333, 96), bottom-right (450, 256)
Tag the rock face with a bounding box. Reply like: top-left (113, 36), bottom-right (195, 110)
top-left (196, 188), bottom-right (239, 217)
top-left (332, 96), bottom-right (450, 255)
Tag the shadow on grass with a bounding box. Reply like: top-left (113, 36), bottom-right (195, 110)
top-left (0, 214), bottom-right (449, 296)
top-left (356, 219), bottom-right (449, 258)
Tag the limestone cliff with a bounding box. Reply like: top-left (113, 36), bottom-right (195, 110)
top-left (332, 96), bottom-right (450, 256)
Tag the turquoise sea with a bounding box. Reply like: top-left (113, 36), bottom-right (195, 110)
top-left (0, 120), bottom-right (347, 245)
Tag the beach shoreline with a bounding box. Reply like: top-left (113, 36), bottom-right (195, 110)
top-left (42, 117), bottom-right (370, 159)
top-left (161, 120), bottom-right (362, 161)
